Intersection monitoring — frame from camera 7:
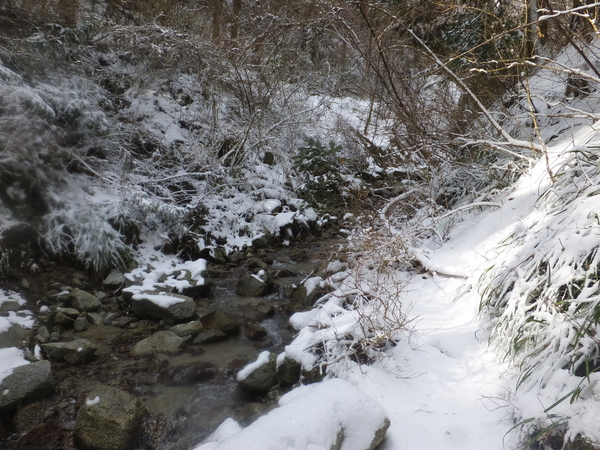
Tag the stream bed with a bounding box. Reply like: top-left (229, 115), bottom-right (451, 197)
top-left (0, 239), bottom-right (343, 450)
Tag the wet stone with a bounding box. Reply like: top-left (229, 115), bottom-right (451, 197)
top-left (237, 353), bottom-right (278, 394)
top-left (256, 301), bottom-right (275, 317)
top-left (236, 273), bottom-right (272, 297)
top-left (270, 268), bottom-right (297, 279)
top-left (229, 251), bottom-right (246, 264)
top-left (244, 323), bottom-right (267, 341)
top-left (247, 258), bottom-right (268, 270)
top-left (35, 326), bottom-right (50, 344)
top-left (130, 291), bottom-right (197, 322)
top-left (103, 313), bottom-right (117, 326)
top-left (276, 355), bottom-right (302, 386)
top-left (141, 414), bottom-right (167, 449)
top-left (193, 329), bottom-right (228, 344)
top-left (53, 308), bottom-right (80, 327)
top-left (200, 310), bottom-right (240, 336)
top-left (158, 362), bottom-right (217, 385)
top-left (14, 400), bottom-right (46, 432)
top-left (87, 312), bottom-right (105, 326)
top-left (0, 300), bottom-right (20, 312)
top-left (103, 269), bottom-right (125, 287)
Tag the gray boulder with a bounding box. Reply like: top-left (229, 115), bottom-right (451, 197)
top-left (0, 360), bottom-right (55, 412)
top-left (0, 300), bottom-right (21, 312)
top-left (236, 272), bottom-right (272, 297)
top-left (75, 385), bottom-right (147, 450)
top-left (177, 270), bottom-right (211, 297)
top-left (70, 288), bottom-right (101, 312)
top-left (292, 281), bottom-right (325, 308)
top-left (237, 352), bottom-right (278, 394)
top-left (247, 258), bottom-right (268, 270)
top-left (41, 339), bottom-right (97, 365)
top-left (170, 321), bottom-right (204, 338)
top-left (130, 291), bottom-right (196, 322)
top-left (130, 331), bottom-right (185, 356)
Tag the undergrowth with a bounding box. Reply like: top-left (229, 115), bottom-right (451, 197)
top-left (479, 145), bottom-right (600, 446)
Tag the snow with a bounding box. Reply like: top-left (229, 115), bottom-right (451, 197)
top-left (0, 347), bottom-right (29, 385)
top-left (236, 351), bottom-right (271, 382)
top-left (85, 396), bottom-right (101, 406)
top-left (123, 257), bottom-right (207, 305)
top-left (340, 274), bottom-right (516, 450)
top-left (0, 289), bottom-right (26, 308)
top-left (131, 292), bottom-right (186, 307)
top-left (193, 379), bottom-right (389, 450)
top-left (0, 290), bottom-right (34, 333)
top-left (303, 277), bottom-right (323, 297)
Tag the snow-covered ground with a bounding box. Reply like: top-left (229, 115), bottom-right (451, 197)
top-left (342, 275), bottom-right (515, 450)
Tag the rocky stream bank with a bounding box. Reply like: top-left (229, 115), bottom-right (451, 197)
top-left (0, 222), bottom-right (349, 450)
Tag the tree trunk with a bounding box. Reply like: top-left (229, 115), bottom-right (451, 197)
top-left (231, 0), bottom-right (241, 39)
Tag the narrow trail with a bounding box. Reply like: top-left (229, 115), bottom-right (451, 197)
top-left (344, 269), bottom-right (516, 450)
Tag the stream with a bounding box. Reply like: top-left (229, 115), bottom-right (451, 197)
top-left (0, 239), bottom-right (341, 450)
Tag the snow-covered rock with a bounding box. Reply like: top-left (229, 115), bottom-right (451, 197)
top-left (0, 360), bottom-right (56, 412)
top-left (236, 351), bottom-right (278, 394)
top-left (130, 291), bottom-right (196, 322)
top-left (236, 270), bottom-right (272, 297)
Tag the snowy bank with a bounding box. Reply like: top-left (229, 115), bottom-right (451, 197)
top-left (193, 379), bottom-right (389, 450)
top-left (0, 289), bottom-right (34, 334)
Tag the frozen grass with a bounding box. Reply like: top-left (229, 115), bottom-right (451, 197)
top-left (479, 142), bottom-right (600, 445)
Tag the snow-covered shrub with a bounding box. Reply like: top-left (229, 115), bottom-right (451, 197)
top-left (287, 270), bottom-right (413, 376)
top-left (285, 223), bottom-right (415, 377)
top-left (479, 145), bottom-right (600, 444)
top-left (44, 206), bottom-right (134, 275)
